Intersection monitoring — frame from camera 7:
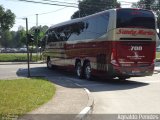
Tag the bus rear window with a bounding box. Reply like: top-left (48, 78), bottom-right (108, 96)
top-left (116, 9), bottom-right (155, 29)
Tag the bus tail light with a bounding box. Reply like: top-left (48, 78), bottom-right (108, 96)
top-left (111, 48), bottom-right (119, 66)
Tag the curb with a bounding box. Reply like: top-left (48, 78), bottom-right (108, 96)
top-left (0, 61), bottom-right (45, 65)
top-left (74, 83), bottom-right (94, 120)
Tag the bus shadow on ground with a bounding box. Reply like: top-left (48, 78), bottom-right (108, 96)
top-left (83, 78), bottom-right (149, 92)
top-left (16, 67), bottom-right (80, 88)
top-left (16, 67), bottom-right (149, 92)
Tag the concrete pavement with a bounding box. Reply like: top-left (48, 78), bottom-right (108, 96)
top-left (20, 77), bottom-right (91, 120)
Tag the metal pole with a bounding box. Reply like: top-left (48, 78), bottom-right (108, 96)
top-left (79, 10), bottom-right (81, 18)
top-left (36, 14), bottom-right (38, 27)
top-left (25, 18), bottom-right (30, 77)
top-left (78, 0), bottom-right (80, 18)
top-left (36, 14), bottom-right (39, 61)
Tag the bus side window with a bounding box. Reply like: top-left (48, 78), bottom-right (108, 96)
top-left (85, 12), bottom-right (109, 40)
top-left (96, 13), bottom-right (109, 36)
top-left (55, 26), bottom-right (70, 41)
top-left (68, 22), bottom-right (86, 41)
top-left (59, 32), bottom-right (66, 41)
top-left (47, 30), bottom-right (59, 43)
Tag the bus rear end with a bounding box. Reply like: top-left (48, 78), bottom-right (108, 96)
top-left (110, 8), bottom-right (156, 78)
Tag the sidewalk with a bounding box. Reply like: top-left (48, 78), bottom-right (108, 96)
top-left (0, 61), bottom-right (44, 65)
top-left (19, 76), bottom-right (90, 120)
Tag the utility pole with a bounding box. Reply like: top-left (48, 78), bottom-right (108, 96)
top-left (23, 18), bottom-right (30, 77)
top-left (36, 14), bottom-right (38, 27)
top-left (78, 0), bottom-right (81, 18)
top-left (36, 14), bottom-right (39, 61)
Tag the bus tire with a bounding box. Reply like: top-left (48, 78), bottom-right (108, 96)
top-left (118, 76), bottom-right (129, 81)
top-left (47, 57), bottom-right (53, 69)
top-left (75, 62), bottom-right (83, 79)
top-left (84, 62), bottom-right (92, 80)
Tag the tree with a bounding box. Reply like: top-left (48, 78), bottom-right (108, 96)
top-left (29, 25), bottom-right (48, 46)
top-left (0, 5), bottom-right (15, 48)
top-left (15, 27), bottom-right (26, 48)
top-left (28, 25), bottom-right (48, 60)
top-left (132, 0), bottom-right (156, 10)
top-left (29, 25), bottom-right (48, 48)
top-left (1, 30), bottom-right (12, 48)
top-left (71, 0), bottom-right (120, 19)
top-left (0, 5), bottom-right (15, 31)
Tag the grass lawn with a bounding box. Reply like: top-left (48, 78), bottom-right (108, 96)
top-left (156, 52), bottom-right (160, 60)
top-left (0, 78), bottom-right (56, 119)
top-left (0, 53), bottom-right (40, 62)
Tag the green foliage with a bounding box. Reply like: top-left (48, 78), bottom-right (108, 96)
top-left (0, 5), bottom-right (15, 31)
top-left (71, 0), bottom-right (121, 19)
top-left (0, 53), bottom-right (41, 62)
top-left (0, 30), bottom-right (12, 48)
top-left (0, 78), bottom-right (56, 117)
top-left (132, 0), bottom-right (156, 10)
top-left (29, 25), bottom-right (48, 47)
top-left (156, 52), bottom-right (160, 59)
top-left (0, 5), bottom-right (48, 48)
top-left (0, 25), bottom-right (48, 48)
top-left (0, 28), bottom-right (26, 48)
top-left (0, 5), bottom-right (15, 48)
top-left (12, 27), bottom-right (26, 48)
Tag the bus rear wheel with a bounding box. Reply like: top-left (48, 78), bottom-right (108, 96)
top-left (118, 76), bottom-right (130, 81)
top-left (84, 62), bottom-right (92, 80)
top-left (75, 62), bottom-right (83, 79)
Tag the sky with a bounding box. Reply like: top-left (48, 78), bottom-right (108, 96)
top-left (0, 0), bottom-right (139, 31)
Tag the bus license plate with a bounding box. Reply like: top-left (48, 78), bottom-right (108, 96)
top-left (132, 69), bottom-right (140, 74)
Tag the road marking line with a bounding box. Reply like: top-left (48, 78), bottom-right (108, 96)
top-left (75, 107), bottom-right (92, 120)
top-left (81, 84), bottom-right (104, 87)
top-left (141, 81), bottom-right (160, 83)
top-left (74, 83), bottom-right (82, 87)
top-left (73, 81), bottom-right (94, 120)
top-left (84, 88), bottom-right (91, 94)
top-left (79, 107), bottom-right (91, 114)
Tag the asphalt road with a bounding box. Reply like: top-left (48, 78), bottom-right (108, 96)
top-left (0, 62), bottom-right (160, 119)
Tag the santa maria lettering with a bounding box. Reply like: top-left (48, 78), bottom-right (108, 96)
top-left (117, 29), bottom-right (155, 36)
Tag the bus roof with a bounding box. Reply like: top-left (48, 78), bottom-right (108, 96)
top-left (49, 9), bottom-right (115, 30)
top-left (48, 8), bottom-right (153, 30)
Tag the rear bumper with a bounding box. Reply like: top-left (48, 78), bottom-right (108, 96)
top-left (113, 64), bottom-right (155, 77)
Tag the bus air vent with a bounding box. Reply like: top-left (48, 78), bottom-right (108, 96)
top-left (120, 38), bottom-right (152, 41)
